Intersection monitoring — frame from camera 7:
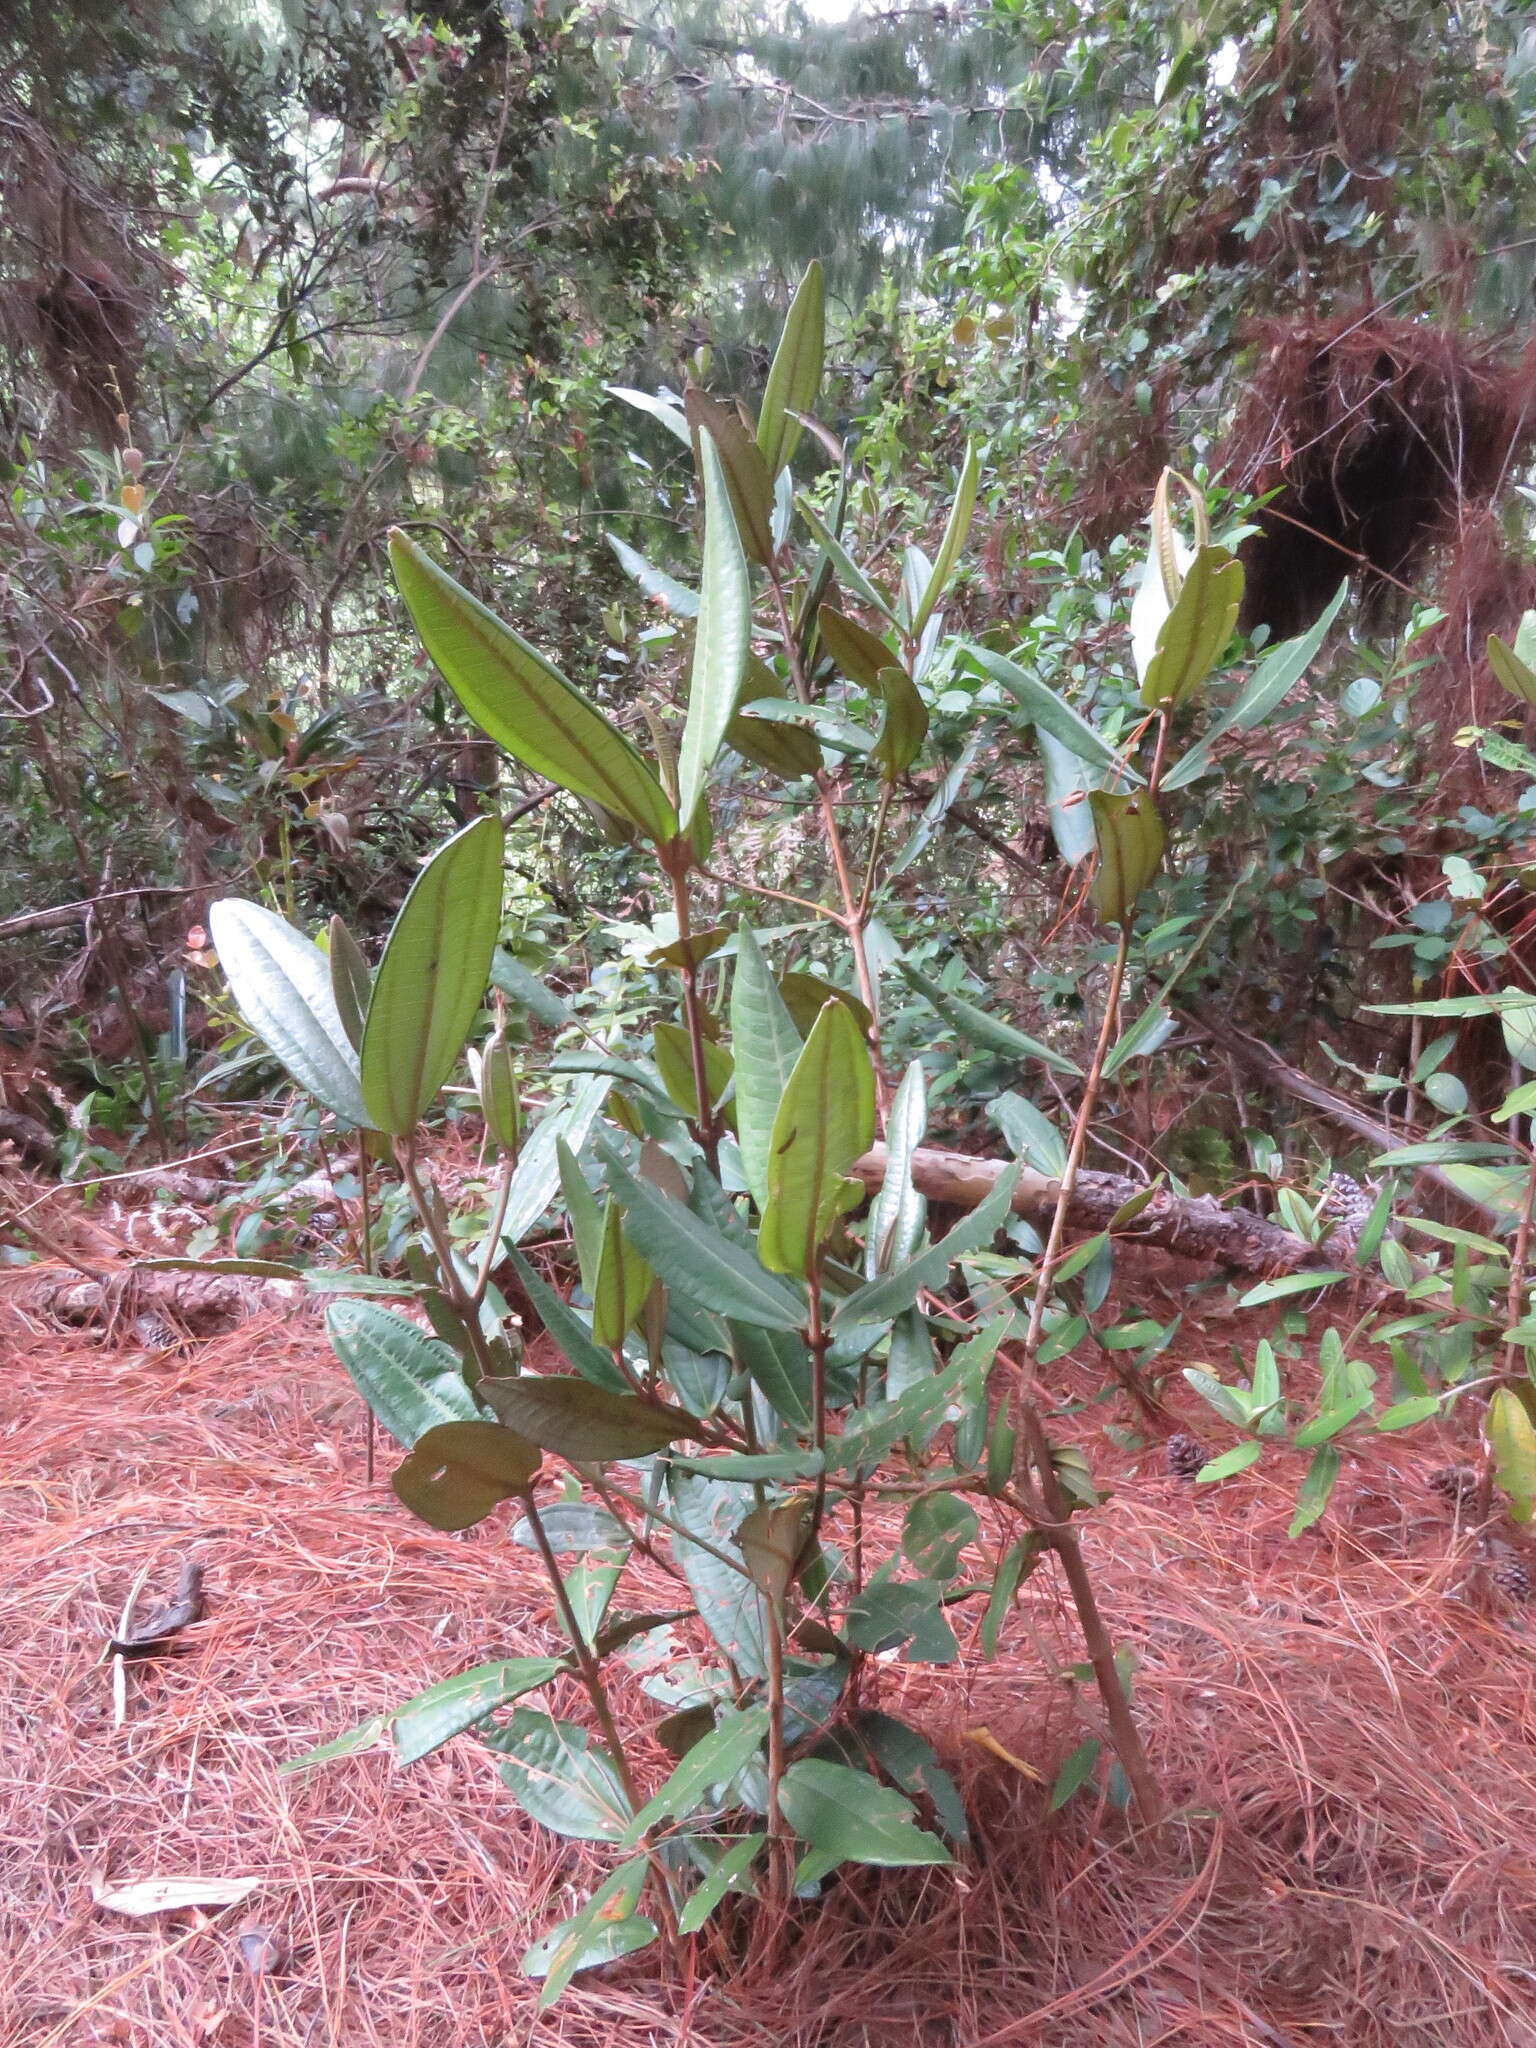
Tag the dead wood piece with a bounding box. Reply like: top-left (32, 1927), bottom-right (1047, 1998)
top-left (0, 1107), bottom-right (57, 1164)
top-left (849, 1143), bottom-right (1330, 1278)
top-left (8, 1265), bottom-right (305, 1334)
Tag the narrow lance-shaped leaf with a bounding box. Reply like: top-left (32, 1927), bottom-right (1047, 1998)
top-left (1488, 631), bottom-right (1536, 707)
top-left (731, 921), bottom-right (804, 1211)
top-left (912, 440), bottom-right (979, 638)
top-left (683, 387), bottom-right (775, 567)
top-left (677, 430), bottom-right (751, 832)
top-left (757, 260), bottom-right (825, 476)
top-left (867, 1060), bottom-right (927, 1278)
top-left (1089, 790), bottom-right (1166, 925)
top-left (818, 605), bottom-right (892, 690)
top-left (388, 530), bottom-right (676, 844)
top-left (758, 999), bottom-right (877, 1277)
top-left (590, 1200), bottom-right (654, 1349)
top-left (969, 646), bottom-right (1141, 784)
top-left (209, 899), bottom-right (369, 1126)
top-left (360, 814), bottom-right (503, 1135)
top-left (482, 1374), bottom-right (699, 1462)
top-left (874, 665), bottom-right (928, 780)
top-left (327, 916), bottom-right (372, 1052)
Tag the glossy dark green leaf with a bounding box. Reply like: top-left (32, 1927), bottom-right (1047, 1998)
top-left (777, 971), bottom-right (872, 1038)
top-left (326, 1299), bottom-right (480, 1448)
top-left (778, 1760), bottom-right (950, 1867)
top-left (391, 1419), bottom-right (540, 1531)
top-left (485, 1708), bottom-right (632, 1840)
top-left (389, 530), bottom-right (676, 843)
top-left (360, 815), bottom-right (503, 1134)
top-left (980, 1534), bottom-right (1043, 1656)
top-left (821, 1709), bottom-right (969, 1846)
top-left (731, 922), bottom-right (804, 1211)
top-left (874, 665), bottom-right (929, 781)
top-left (391, 1656), bottom-right (563, 1765)
top-left (210, 899), bottom-right (369, 1125)
top-left (759, 999), bottom-right (876, 1278)
top-left (482, 1374), bottom-right (697, 1461)
top-left (843, 1578), bottom-right (958, 1663)
top-left (817, 604), bottom-right (892, 690)
top-left (757, 260), bottom-right (825, 475)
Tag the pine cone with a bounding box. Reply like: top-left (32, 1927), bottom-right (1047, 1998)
top-left (1492, 1555), bottom-right (1531, 1605)
top-left (1320, 1171), bottom-right (1375, 1250)
top-left (1166, 1432), bottom-right (1206, 1480)
top-left (1428, 1465), bottom-right (1479, 1509)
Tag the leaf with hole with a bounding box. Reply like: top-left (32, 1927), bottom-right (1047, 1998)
top-left (391, 1419), bottom-right (540, 1531)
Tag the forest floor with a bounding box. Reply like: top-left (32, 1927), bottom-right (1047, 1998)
top-left (3, 1200), bottom-right (1536, 2048)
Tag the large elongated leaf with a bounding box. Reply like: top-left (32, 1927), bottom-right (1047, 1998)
top-left (731, 923), bottom-right (804, 1210)
top-left (591, 1201), bottom-right (654, 1349)
top-left (757, 261), bottom-right (825, 475)
top-left (970, 647), bottom-right (1139, 784)
top-left (911, 441), bottom-right (979, 638)
top-left (683, 388), bottom-right (774, 566)
top-left (360, 815), bottom-right (503, 1134)
top-left (327, 917), bottom-right (372, 1052)
top-left (777, 1760), bottom-right (949, 1868)
top-left (1089, 790), bottom-right (1165, 924)
top-left (1138, 544), bottom-right (1243, 710)
top-left (391, 1657), bottom-right (564, 1765)
top-left (728, 1318), bottom-right (814, 1430)
top-left (818, 606), bottom-right (892, 690)
top-left (605, 532), bottom-right (699, 617)
top-left (485, 1709), bottom-right (632, 1839)
top-left (1489, 1386), bottom-right (1536, 1523)
top-left (209, 900), bottom-right (369, 1125)
top-left (507, 1252), bottom-right (627, 1395)
top-left (822, 1710), bottom-right (969, 1847)
top-left (1038, 727), bottom-right (1097, 865)
top-left (388, 531), bottom-right (676, 843)
top-left (867, 1062), bottom-right (927, 1279)
top-left (489, 950), bottom-right (571, 1029)
top-left (759, 1000), bottom-right (876, 1278)
top-left (605, 383), bottom-right (692, 446)
top-left (677, 1834), bottom-right (766, 1934)
top-left (598, 1141), bottom-right (806, 1330)
top-left (482, 1375), bottom-right (698, 1462)
top-left (1162, 580), bottom-right (1347, 791)
top-left (326, 1300), bottom-right (480, 1447)
top-left (620, 1705), bottom-right (771, 1846)
top-left (501, 1073), bottom-right (613, 1248)
top-left (832, 1168), bottom-right (1019, 1330)
top-left (669, 1472), bottom-right (769, 1677)
top-left (874, 666), bottom-right (929, 781)
top-left (678, 432), bottom-right (752, 832)
top-left (896, 961), bottom-right (1081, 1076)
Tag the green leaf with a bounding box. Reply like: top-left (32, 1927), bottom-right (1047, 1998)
top-left (360, 815), bottom-right (503, 1135)
top-left (507, 1249), bottom-right (629, 1394)
top-left (523, 1860), bottom-right (656, 2010)
top-left (489, 950), bottom-right (571, 1029)
top-left (1196, 1440), bottom-right (1263, 1482)
top-left (874, 665), bottom-right (929, 781)
top-left (327, 916), bottom-right (372, 1052)
top-left (605, 382), bottom-right (692, 446)
top-left (326, 1300), bottom-right (480, 1447)
top-left (901, 1492), bottom-right (978, 1579)
top-left (388, 530), bottom-right (676, 843)
top-left (599, 1141), bottom-right (806, 1330)
top-left (1376, 1394), bottom-right (1441, 1431)
top-left (1138, 544), bottom-right (1243, 710)
top-left (843, 1579), bottom-right (958, 1663)
top-left (671, 1449), bottom-right (823, 1483)
top-left (209, 899), bottom-right (368, 1125)
top-left (391, 1656), bottom-right (564, 1765)
top-left (510, 1501), bottom-right (627, 1553)
top-left (1287, 1446), bottom-right (1341, 1537)
top-left (896, 961), bottom-right (1081, 1076)
top-left (684, 387), bottom-right (775, 566)
top-left (391, 1418), bottom-right (540, 1531)
top-left (980, 1534), bottom-right (1043, 1657)
top-left (1488, 631), bottom-right (1536, 706)
top-left (1488, 1386), bottom-right (1536, 1523)
top-left (833, 1169), bottom-right (1019, 1330)
top-left (1038, 725), bottom-right (1097, 865)
top-left (677, 1834), bottom-right (766, 1934)
top-left (652, 1021), bottom-right (734, 1125)
top-left (591, 1200), bottom-right (654, 1349)
top-left (1089, 790), bottom-right (1165, 924)
top-left (557, 1137), bottom-right (604, 1292)
top-left (1049, 1738), bottom-right (1101, 1811)
top-left (502, 1073), bottom-right (613, 1248)
top-left (1162, 581), bottom-right (1348, 791)
top-left (620, 1705), bottom-right (771, 1846)
top-left (759, 1000), bottom-right (876, 1277)
top-left (482, 1375), bottom-right (697, 1462)
top-left (605, 532), bottom-right (699, 616)
top-left (777, 1760), bottom-right (950, 1868)
top-left (485, 1709), bottom-right (632, 1840)
top-left (818, 605), bottom-right (891, 689)
top-left (833, 1352), bottom-right (971, 1470)
top-left (971, 646), bottom-right (1140, 783)
top-left (728, 1319), bottom-right (814, 1431)
top-left (678, 431), bottom-right (752, 832)
top-left (757, 260), bottom-right (825, 475)
top-left (737, 1497), bottom-right (814, 1604)
top-left (731, 923), bottom-right (804, 1211)
top-left (823, 1710), bottom-right (969, 1847)
top-left (668, 1472), bottom-right (768, 1677)
top-left (867, 1061), bottom-right (928, 1278)
top-left (912, 441), bottom-right (979, 637)
top-left (1236, 1270), bottom-right (1348, 1307)
top-left (279, 1715), bottom-right (386, 1774)
top-left (796, 496), bottom-right (897, 621)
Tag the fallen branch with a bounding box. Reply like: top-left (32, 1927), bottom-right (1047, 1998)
top-left (849, 1144), bottom-right (1331, 1278)
top-left (6, 1265), bottom-right (305, 1334)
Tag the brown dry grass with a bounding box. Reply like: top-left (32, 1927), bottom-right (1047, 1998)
top-left (3, 1263), bottom-right (1536, 2048)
